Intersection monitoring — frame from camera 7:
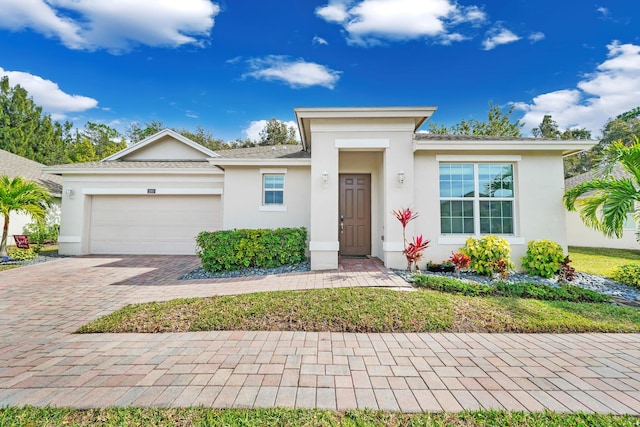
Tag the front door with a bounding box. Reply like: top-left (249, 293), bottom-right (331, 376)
top-left (339, 174), bottom-right (371, 256)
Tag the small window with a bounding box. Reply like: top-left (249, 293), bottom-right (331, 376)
top-left (263, 174), bottom-right (284, 205)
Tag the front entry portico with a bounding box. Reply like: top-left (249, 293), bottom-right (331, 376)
top-left (297, 107), bottom-right (435, 270)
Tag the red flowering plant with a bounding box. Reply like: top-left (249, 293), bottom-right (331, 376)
top-left (449, 252), bottom-right (471, 278)
top-left (392, 207), bottom-right (430, 271)
top-left (405, 235), bottom-right (430, 272)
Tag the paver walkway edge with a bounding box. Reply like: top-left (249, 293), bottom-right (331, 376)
top-left (1, 256), bottom-right (639, 414)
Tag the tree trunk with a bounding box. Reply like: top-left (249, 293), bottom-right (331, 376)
top-left (0, 214), bottom-right (9, 257)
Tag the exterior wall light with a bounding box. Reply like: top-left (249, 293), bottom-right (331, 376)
top-left (322, 171), bottom-right (329, 184)
top-left (397, 171), bottom-right (405, 184)
top-left (65, 188), bottom-right (75, 199)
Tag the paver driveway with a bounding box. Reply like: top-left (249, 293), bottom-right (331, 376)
top-left (1, 255), bottom-right (639, 413)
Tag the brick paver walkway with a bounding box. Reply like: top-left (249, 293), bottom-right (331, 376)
top-left (1, 256), bottom-right (639, 413)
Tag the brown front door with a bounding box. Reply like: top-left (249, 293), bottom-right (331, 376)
top-left (339, 174), bottom-right (371, 256)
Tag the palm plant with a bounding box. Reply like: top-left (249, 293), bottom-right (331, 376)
top-left (563, 139), bottom-right (640, 243)
top-left (0, 175), bottom-right (51, 257)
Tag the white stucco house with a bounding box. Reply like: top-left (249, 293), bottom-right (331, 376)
top-left (1, 149), bottom-right (62, 243)
top-left (565, 164), bottom-right (640, 250)
top-left (44, 106), bottom-right (595, 270)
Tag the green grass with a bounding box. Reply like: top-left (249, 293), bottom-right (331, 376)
top-left (0, 264), bottom-right (20, 271)
top-left (569, 246), bottom-right (640, 278)
top-left (1, 407), bottom-right (639, 426)
top-left (77, 287), bottom-right (640, 334)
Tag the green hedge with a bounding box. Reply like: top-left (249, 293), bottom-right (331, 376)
top-left (412, 274), bottom-right (612, 303)
top-left (196, 227), bottom-right (307, 272)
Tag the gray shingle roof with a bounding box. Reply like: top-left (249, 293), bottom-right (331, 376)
top-left (414, 133), bottom-right (559, 142)
top-left (47, 160), bottom-right (214, 169)
top-left (565, 163), bottom-right (631, 189)
top-left (216, 145), bottom-right (310, 159)
top-left (0, 150), bottom-right (63, 196)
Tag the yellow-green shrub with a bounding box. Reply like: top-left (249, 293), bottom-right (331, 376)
top-left (612, 263), bottom-right (640, 288)
top-left (7, 247), bottom-right (37, 260)
top-left (460, 235), bottom-right (514, 276)
top-left (521, 239), bottom-right (565, 278)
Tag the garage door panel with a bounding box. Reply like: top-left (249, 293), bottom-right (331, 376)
top-left (89, 195), bottom-right (221, 254)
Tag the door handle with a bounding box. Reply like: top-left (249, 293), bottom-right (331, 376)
top-left (340, 215), bottom-right (344, 233)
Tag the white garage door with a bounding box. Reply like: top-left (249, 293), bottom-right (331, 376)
top-left (89, 195), bottom-right (221, 254)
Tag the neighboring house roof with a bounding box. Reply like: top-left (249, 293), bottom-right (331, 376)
top-left (102, 129), bottom-right (219, 161)
top-left (0, 149), bottom-right (63, 197)
top-left (565, 163), bottom-right (631, 189)
top-left (216, 145), bottom-right (309, 159)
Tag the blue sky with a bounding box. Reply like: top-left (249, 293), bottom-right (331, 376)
top-left (1, 0), bottom-right (639, 142)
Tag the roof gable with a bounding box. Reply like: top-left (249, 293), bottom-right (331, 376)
top-left (0, 149), bottom-right (63, 196)
top-left (102, 129), bottom-right (219, 162)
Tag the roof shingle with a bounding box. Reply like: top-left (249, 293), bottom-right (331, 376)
top-left (0, 150), bottom-right (63, 196)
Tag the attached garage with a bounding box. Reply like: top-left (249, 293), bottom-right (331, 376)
top-left (89, 194), bottom-right (221, 255)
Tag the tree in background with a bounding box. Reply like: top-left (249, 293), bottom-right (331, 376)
top-left (563, 139), bottom-right (640, 243)
top-left (0, 77), bottom-right (69, 165)
top-left (427, 102), bottom-right (523, 137)
top-left (259, 118), bottom-right (298, 145)
top-left (177, 126), bottom-right (229, 151)
top-left (531, 115), bottom-right (591, 140)
top-left (65, 122), bottom-right (126, 163)
top-left (532, 115), bottom-right (560, 138)
top-left (562, 107), bottom-right (640, 178)
top-left (0, 175), bottom-right (51, 257)
top-left (126, 120), bottom-right (166, 144)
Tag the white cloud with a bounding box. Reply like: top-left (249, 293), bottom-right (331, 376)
top-left (315, 0), bottom-right (486, 46)
top-left (313, 36), bottom-right (329, 45)
top-left (0, 0), bottom-right (220, 53)
top-left (482, 26), bottom-right (520, 50)
top-left (528, 32), bottom-right (545, 43)
top-left (596, 6), bottom-right (610, 19)
top-left (514, 41), bottom-right (640, 136)
top-left (243, 56), bottom-right (341, 89)
top-left (0, 67), bottom-right (98, 120)
top-left (243, 119), bottom-right (299, 142)
top-left (315, 0), bottom-right (350, 23)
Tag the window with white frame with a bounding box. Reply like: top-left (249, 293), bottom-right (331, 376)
top-left (623, 211), bottom-right (637, 231)
top-left (439, 163), bottom-right (515, 235)
top-left (263, 174), bottom-right (284, 205)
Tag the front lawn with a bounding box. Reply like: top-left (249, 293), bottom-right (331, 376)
top-left (1, 406), bottom-right (639, 426)
top-left (77, 287), bottom-right (640, 334)
top-left (569, 246), bottom-right (640, 278)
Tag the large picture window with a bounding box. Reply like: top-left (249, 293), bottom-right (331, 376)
top-left (439, 163), bottom-right (514, 235)
top-left (263, 174), bottom-right (284, 205)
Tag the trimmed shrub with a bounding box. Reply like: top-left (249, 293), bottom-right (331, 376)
top-left (412, 274), bottom-right (492, 296)
top-left (7, 247), bottom-right (37, 260)
top-left (23, 220), bottom-right (59, 245)
top-left (612, 264), bottom-right (640, 288)
top-left (460, 235), bottom-right (514, 276)
top-left (196, 227), bottom-right (307, 273)
top-left (493, 281), bottom-right (610, 303)
top-left (520, 239), bottom-right (565, 278)
top-left (414, 274), bottom-right (612, 303)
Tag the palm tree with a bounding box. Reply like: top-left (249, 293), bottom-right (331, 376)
top-left (0, 175), bottom-right (51, 257)
top-left (563, 139), bottom-right (640, 242)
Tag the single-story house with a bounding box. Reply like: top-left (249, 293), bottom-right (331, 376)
top-left (44, 106), bottom-right (595, 270)
top-left (1, 149), bottom-right (62, 241)
top-left (565, 164), bottom-right (639, 250)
